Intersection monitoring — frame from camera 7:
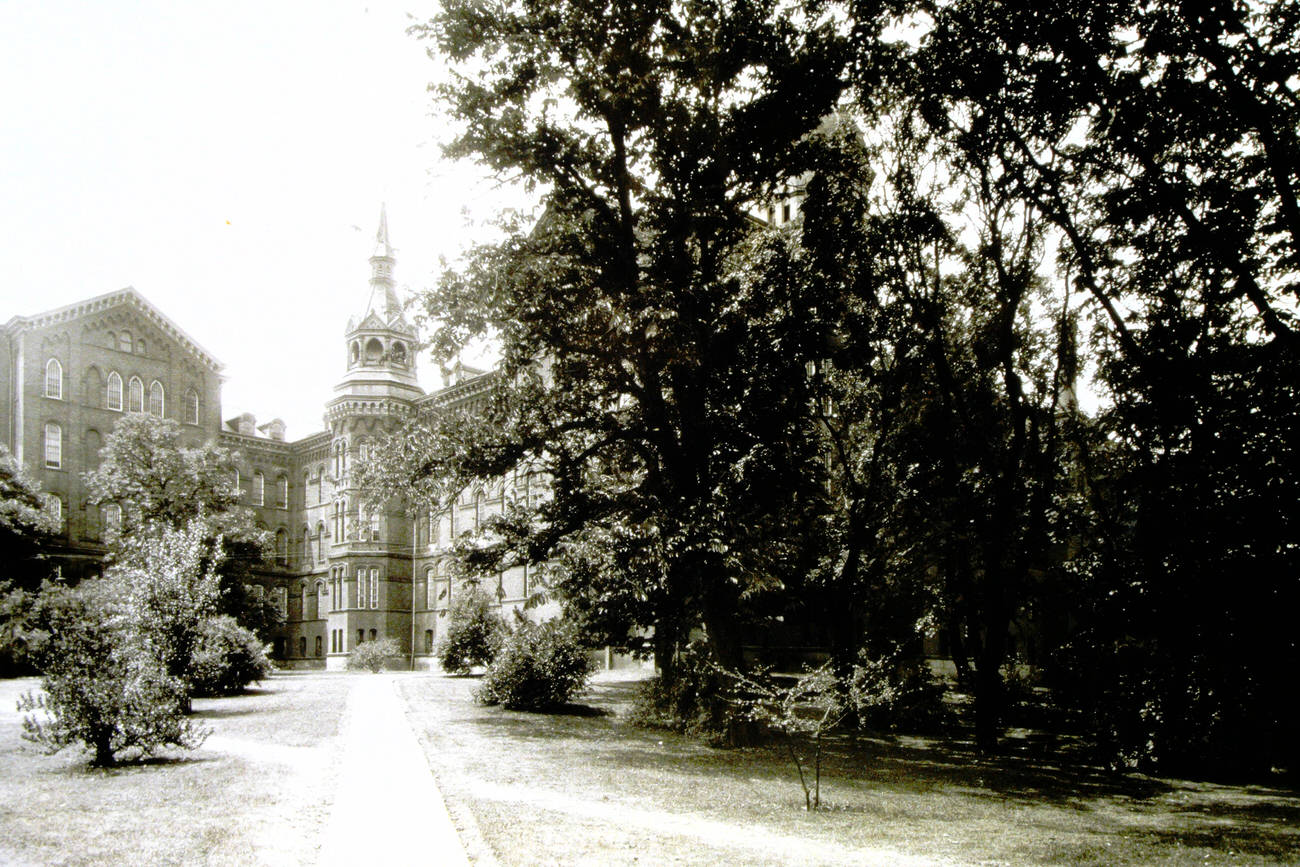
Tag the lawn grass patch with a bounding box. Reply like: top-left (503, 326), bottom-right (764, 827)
top-left (0, 672), bottom-right (348, 866)
top-left (398, 671), bottom-right (1300, 866)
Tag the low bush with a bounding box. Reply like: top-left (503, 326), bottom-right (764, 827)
top-left (629, 641), bottom-right (736, 742)
top-left (20, 581), bottom-right (208, 766)
top-left (437, 585), bottom-right (506, 674)
top-left (476, 619), bottom-right (593, 711)
top-left (347, 637), bottom-right (400, 673)
top-left (188, 615), bottom-right (273, 696)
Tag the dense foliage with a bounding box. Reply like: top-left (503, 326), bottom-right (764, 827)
top-left (476, 620), bottom-right (594, 711)
top-left (436, 584), bottom-right (506, 674)
top-left (189, 615), bottom-right (274, 696)
top-left (364, 0), bottom-right (1300, 774)
top-left (19, 580), bottom-right (208, 767)
top-left (0, 445), bottom-right (58, 675)
top-left (347, 638), bottom-right (401, 673)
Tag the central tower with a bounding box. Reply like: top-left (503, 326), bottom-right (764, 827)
top-left (322, 205), bottom-right (423, 669)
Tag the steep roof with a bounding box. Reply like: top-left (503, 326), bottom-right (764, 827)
top-left (3, 286), bottom-right (224, 373)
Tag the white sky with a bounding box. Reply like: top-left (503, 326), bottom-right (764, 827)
top-left (0, 1), bottom-right (524, 440)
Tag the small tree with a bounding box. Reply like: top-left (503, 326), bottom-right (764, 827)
top-left (347, 638), bottom-right (400, 673)
top-left (436, 584), bottom-right (505, 674)
top-left (112, 520), bottom-right (222, 711)
top-left (19, 581), bottom-right (208, 767)
top-left (476, 619), bottom-right (593, 711)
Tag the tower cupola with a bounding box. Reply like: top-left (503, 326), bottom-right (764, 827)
top-left (334, 206), bottom-right (422, 402)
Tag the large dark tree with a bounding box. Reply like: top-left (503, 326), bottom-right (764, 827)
top-left (900, 0), bottom-right (1300, 772)
top-left (378, 0), bottom-right (863, 686)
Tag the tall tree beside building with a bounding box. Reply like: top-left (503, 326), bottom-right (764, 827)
top-left (390, 0), bottom-right (858, 682)
top-left (0, 445), bottom-right (59, 674)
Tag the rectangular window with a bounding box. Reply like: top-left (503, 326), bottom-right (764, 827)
top-left (425, 630), bottom-right (434, 654)
top-left (44, 423), bottom-right (61, 468)
top-left (253, 472), bottom-right (264, 506)
top-left (370, 568), bottom-right (379, 609)
top-left (277, 475), bottom-right (288, 509)
top-left (357, 628), bottom-right (364, 647)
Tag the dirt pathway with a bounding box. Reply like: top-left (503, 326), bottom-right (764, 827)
top-left (319, 674), bottom-right (469, 866)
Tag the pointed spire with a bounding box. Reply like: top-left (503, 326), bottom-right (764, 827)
top-left (372, 202), bottom-right (392, 259)
top-left (365, 203), bottom-right (401, 321)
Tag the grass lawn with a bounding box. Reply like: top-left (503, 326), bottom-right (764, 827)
top-left (399, 671), bottom-right (1300, 866)
top-left (0, 672), bottom-right (349, 867)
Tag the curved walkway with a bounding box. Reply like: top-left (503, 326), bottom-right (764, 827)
top-left (319, 674), bottom-right (470, 866)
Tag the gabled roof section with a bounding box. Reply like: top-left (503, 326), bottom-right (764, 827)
top-left (3, 287), bottom-right (224, 373)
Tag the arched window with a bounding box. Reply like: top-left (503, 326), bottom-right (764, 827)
top-left (303, 469), bottom-right (312, 505)
top-left (253, 471), bottom-right (265, 506)
top-left (315, 466), bottom-right (324, 502)
top-left (316, 521), bottom-right (326, 559)
top-left (364, 338), bottom-right (383, 364)
top-left (349, 341), bottom-right (360, 365)
top-left (127, 376), bottom-right (144, 413)
top-left (46, 494), bottom-right (63, 530)
top-left (84, 429), bottom-right (102, 468)
top-left (391, 341), bottom-right (406, 365)
top-left (273, 586), bottom-right (288, 616)
top-left (276, 475), bottom-right (288, 508)
top-left (107, 372), bottom-right (123, 411)
top-left (425, 629), bottom-right (434, 654)
top-left (184, 388), bottom-right (199, 424)
top-left (298, 636), bottom-right (307, 657)
top-left (118, 331), bottom-right (132, 352)
top-left (315, 635), bottom-right (322, 657)
top-left (275, 528), bottom-right (287, 564)
top-left (426, 566), bottom-right (437, 609)
top-left (148, 381), bottom-right (164, 417)
top-left (135, 339), bottom-right (146, 355)
top-left (301, 528), bottom-right (311, 567)
top-left (368, 628), bottom-right (377, 641)
top-left (45, 359), bottom-right (62, 399)
top-left (333, 500), bottom-right (345, 540)
top-left (44, 422), bottom-right (62, 468)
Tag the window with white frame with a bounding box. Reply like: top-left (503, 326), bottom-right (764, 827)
top-left (253, 471), bottom-right (264, 506)
top-left (44, 422), bottom-right (61, 468)
top-left (369, 567), bottom-right (379, 609)
top-left (107, 372), bottom-right (123, 411)
top-left (368, 511), bottom-right (380, 541)
top-left (45, 358), bottom-right (62, 399)
top-left (46, 494), bottom-right (62, 530)
top-left (128, 376), bottom-right (144, 413)
top-left (104, 503), bottom-right (122, 536)
top-left (148, 381), bottom-right (164, 417)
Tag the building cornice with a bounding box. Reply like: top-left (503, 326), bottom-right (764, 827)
top-left (3, 287), bottom-right (224, 374)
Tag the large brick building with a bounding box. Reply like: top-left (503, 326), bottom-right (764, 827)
top-left (2, 208), bottom-right (537, 670)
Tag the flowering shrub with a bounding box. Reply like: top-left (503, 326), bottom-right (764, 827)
top-left (347, 637), bottom-right (400, 673)
top-left (188, 615), bottom-right (273, 696)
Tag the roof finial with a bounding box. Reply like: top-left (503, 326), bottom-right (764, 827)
top-left (373, 202), bottom-right (392, 259)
